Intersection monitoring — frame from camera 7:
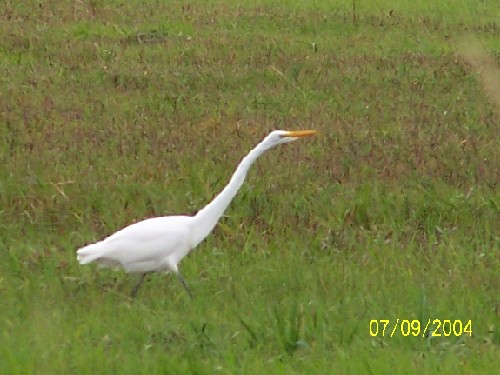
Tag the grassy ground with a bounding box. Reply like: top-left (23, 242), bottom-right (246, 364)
top-left (1, 0), bottom-right (499, 373)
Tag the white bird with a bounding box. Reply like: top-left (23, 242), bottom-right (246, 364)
top-left (76, 129), bottom-right (317, 296)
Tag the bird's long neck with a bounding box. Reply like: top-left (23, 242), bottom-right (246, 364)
top-left (189, 141), bottom-right (270, 247)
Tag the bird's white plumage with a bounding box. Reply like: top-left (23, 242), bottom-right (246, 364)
top-left (76, 129), bottom-right (316, 294)
top-left (77, 216), bottom-right (192, 273)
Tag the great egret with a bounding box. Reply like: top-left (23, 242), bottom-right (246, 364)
top-left (77, 129), bottom-right (317, 296)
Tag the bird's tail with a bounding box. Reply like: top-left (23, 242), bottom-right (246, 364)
top-left (76, 242), bottom-right (105, 264)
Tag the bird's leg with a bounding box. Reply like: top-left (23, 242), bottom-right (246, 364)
top-left (130, 273), bottom-right (148, 297)
top-left (176, 272), bottom-right (193, 299)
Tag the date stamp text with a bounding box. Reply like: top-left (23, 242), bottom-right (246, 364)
top-left (369, 319), bottom-right (472, 338)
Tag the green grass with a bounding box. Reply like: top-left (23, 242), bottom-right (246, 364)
top-left (1, 0), bottom-right (499, 373)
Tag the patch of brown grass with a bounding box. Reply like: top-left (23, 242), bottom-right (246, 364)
top-left (457, 37), bottom-right (500, 113)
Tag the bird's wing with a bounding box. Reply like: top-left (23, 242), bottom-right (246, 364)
top-left (102, 216), bottom-right (188, 244)
top-left (77, 216), bottom-right (192, 269)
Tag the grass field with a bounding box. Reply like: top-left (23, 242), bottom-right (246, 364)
top-left (1, 0), bottom-right (499, 373)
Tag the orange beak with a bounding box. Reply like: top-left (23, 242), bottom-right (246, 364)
top-left (282, 130), bottom-right (318, 138)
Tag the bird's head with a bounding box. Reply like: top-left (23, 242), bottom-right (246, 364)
top-left (262, 129), bottom-right (317, 149)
